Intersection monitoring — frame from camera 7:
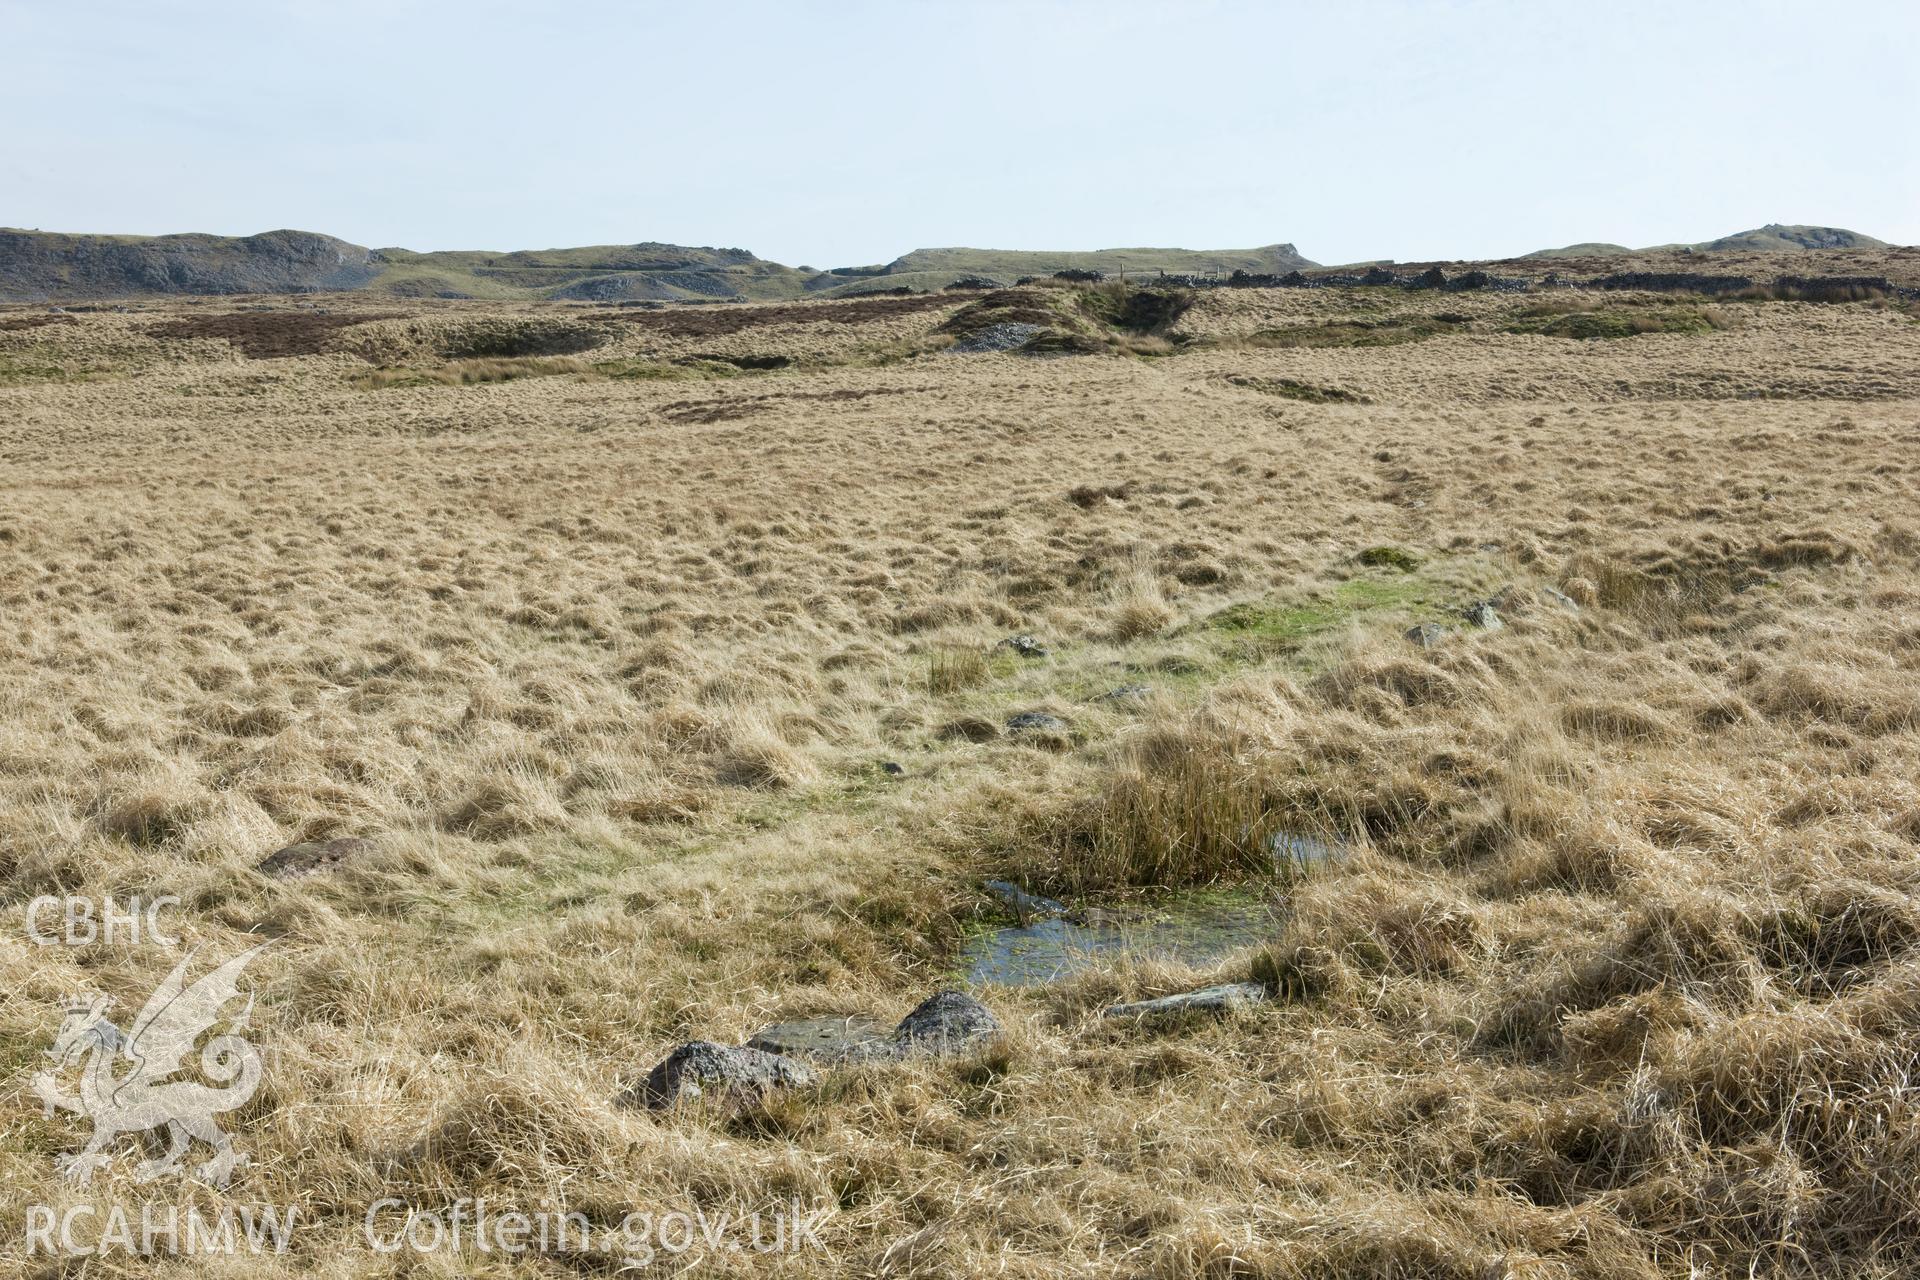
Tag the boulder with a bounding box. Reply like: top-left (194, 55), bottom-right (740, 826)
top-left (1005, 711), bottom-right (1070, 734)
top-left (255, 837), bottom-right (372, 881)
top-left (1539, 585), bottom-right (1581, 612)
top-left (892, 990), bottom-right (1001, 1055)
top-left (996, 634), bottom-right (1049, 658)
top-left (1092, 683), bottom-right (1153, 704)
top-left (985, 879), bottom-right (1069, 921)
top-left (1462, 602), bottom-right (1503, 629)
top-left (1405, 622), bottom-right (1449, 649)
top-left (625, 1041), bottom-right (818, 1111)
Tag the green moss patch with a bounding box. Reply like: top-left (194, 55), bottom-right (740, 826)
top-left (1205, 574), bottom-right (1444, 655)
top-left (0, 357), bottom-right (120, 385)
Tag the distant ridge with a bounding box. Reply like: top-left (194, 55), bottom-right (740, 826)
top-left (0, 228), bottom-right (1320, 303)
top-left (1525, 224), bottom-right (1886, 259)
top-left (0, 229), bottom-right (824, 303)
top-left (2, 223), bottom-right (1891, 304)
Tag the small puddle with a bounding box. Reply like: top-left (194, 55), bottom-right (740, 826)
top-left (1267, 830), bottom-right (1341, 869)
top-left (963, 833), bottom-right (1342, 988)
top-left (962, 892), bottom-right (1282, 987)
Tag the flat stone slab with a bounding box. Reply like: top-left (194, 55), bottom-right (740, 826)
top-left (255, 837), bottom-right (373, 881)
top-left (1104, 982), bottom-right (1271, 1020)
top-left (746, 1015), bottom-right (894, 1064)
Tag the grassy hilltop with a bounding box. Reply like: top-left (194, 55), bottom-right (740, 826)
top-left (1527, 222), bottom-right (1886, 258)
top-left (365, 241), bottom-right (824, 302)
top-left (817, 243), bottom-right (1317, 294)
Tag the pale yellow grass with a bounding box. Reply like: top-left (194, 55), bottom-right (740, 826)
top-left (1, 283), bottom-right (1918, 1276)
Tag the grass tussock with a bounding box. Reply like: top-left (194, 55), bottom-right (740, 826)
top-left (1037, 684), bottom-right (1305, 890)
top-left (928, 647), bottom-right (991, 694)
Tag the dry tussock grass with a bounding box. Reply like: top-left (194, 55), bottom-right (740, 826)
top-left (3, 280), bottom-right (1919, 1275)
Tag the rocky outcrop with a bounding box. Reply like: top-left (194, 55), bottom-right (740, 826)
top-left (0, 229), bottom-right (379, 301)
top-left (1698, 224), bottom-right (1886, 253)
top-left (0, 229), bottom-right (832, 303)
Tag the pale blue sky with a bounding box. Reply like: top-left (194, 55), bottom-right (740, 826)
top-left (4, 0), bottom-right (1916, 266)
